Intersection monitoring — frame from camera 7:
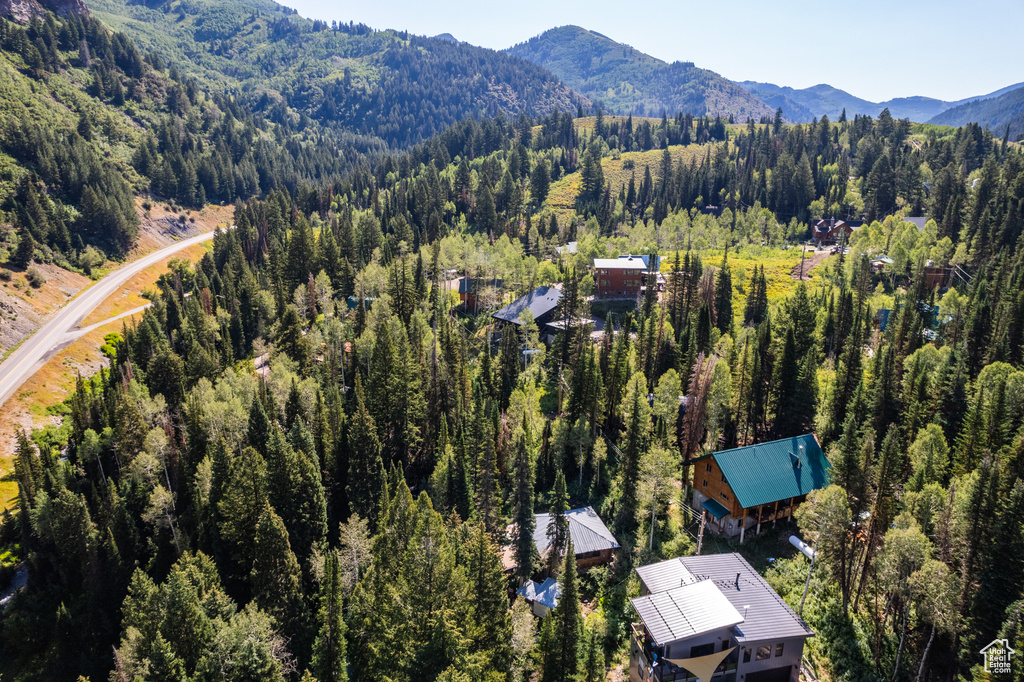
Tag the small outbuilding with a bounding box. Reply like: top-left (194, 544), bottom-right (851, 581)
top-left (516, 577), bottom-right (562, 617)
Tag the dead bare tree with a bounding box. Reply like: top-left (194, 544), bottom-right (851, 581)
top-left (679, 352), bottom-right (715, 502)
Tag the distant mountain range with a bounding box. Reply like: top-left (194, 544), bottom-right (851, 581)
top-left (506, 24), bottom-right (1022, 137)
top-left (506, 25), bottom-right (774, 120)
top-left (930, 86), bottom-right (1024, 140)
top-left (737, 80), bottom-right (1024, 123)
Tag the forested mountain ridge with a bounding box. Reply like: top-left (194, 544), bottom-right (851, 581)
top-left (928, 85), bottom-right (1024, 142)
top-left (0, 7), bottom-right (354, 268)
top-left (88, 0), bottom-right (587, 149)
top-left (506, 25), bottom-right (773, 120)
top-left (0, 0), bottom-right (585, 271)
top-left (0, 0), bottom-right (87, 23)
top-left (738, 79), bottom-right (1024, 124)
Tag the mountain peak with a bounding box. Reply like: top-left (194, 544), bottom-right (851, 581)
top-left (508, 25), bottom-right (770, 118)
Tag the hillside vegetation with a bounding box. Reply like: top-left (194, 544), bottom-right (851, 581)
top-left (928, 85), bottom-right (1024, 142)
top-left (507, 25), bottom-right (772, 120)
top-left (90, 0), bottom-right (586, 149)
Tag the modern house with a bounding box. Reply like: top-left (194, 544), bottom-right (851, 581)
top-left (516, 577), bottom-right (561, 617)
top-left (811, 218), bottom-right (853, 246)
top-left (630, 553), bottom-right (814, 682)
top-left (594, 256), bottom-right (646, 299)
top-left (491, 285), bottom-right (562, 328)
top-left (690, 434), bottom-right (830, 542)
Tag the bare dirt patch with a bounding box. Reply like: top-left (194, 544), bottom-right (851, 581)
top-left (790, 248), bottom-right (832, 281)
top-left (128, 199), bottom-right (233, 258)
top-left (0, 263), bottom-right (91, 355)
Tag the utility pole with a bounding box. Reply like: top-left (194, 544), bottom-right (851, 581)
top-left (798, 539), bottom-right (817, 617)
top-left (696, 511), bottom-right (706, 556)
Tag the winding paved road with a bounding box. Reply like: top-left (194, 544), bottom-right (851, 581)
top-left (0, 230), bottom-right (218, 408)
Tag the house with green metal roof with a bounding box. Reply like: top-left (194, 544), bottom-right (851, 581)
top-left (691, 434), bottom-right (830, 542)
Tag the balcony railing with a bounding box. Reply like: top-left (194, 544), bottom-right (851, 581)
top-left (629, 623), bottom-right (738, 682)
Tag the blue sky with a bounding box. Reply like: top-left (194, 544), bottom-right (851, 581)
top-left (286, 0), bottom-right (1023, 102)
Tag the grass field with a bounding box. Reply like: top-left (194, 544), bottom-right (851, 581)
top-left (544, 143), bottom-right (715, 225)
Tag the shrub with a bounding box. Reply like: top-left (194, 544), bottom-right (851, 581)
top-left (0, 269), bottom-right (12, 281)
top-left (26, 267), bottom-right (45, 288)
top-left (142, 201), bottom-right (152, 211)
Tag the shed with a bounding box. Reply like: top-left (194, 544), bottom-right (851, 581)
top-left (517, 577), bottom-right (561, 617)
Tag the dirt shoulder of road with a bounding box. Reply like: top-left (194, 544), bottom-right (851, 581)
top-left (0, 233), bottom-right (219, 510)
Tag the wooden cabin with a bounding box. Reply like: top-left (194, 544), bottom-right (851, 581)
top-left (691, 434), bottom-right (830, 543)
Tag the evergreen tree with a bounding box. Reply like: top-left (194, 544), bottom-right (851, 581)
top-left (498, 323), bottom-right (521, 410)
top-left (512, 430), bottom-right (537, 584)
top-left (250, 504), bottom-right (310, 664)
top-left (13, 226), bottom-right (35, 268)
top-left (714, 253), bottom-right (733, 335)
top-left (542, 541), bottom-right (582, 682)
top-left (466, 522), bottom-right (513, 671)
top-left (546, 470), bottom-right (570, 575)
top-left (311, 549), bottom-right (348, 682)
top-left (347, 376), bottom-right (385, 524)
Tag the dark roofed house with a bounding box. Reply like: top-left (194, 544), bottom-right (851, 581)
top-left (811, 218), bottom-right (853, 246)
top-left (533, 506), bottom-right (619, 569)
top-left (691, 434), bottom-right (830, 542)
top-left (903, 216), bottom-right (929, 233)
top-left (630, 553), bottom-right (813, 682)
top-left (491, 286), bottom-right (562, 327)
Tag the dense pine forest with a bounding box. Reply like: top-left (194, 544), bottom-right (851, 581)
top-left (2, 3), bottom-right (1024, 682)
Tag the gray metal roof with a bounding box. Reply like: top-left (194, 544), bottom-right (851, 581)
top-left (635, 557), bottom-right (698, 595)
top-left (492, 286), bottom-right (562, 325)
top-left (630, 579), bottom-right (744, 645)
top-left (517, 577), bottom-right (561, 610)
top-left (903, 217), bottom-right (929, 232)
top-left (679, 553), bottom-right (814, 643)
top-left (534, 506), bottom-right (619, 557)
